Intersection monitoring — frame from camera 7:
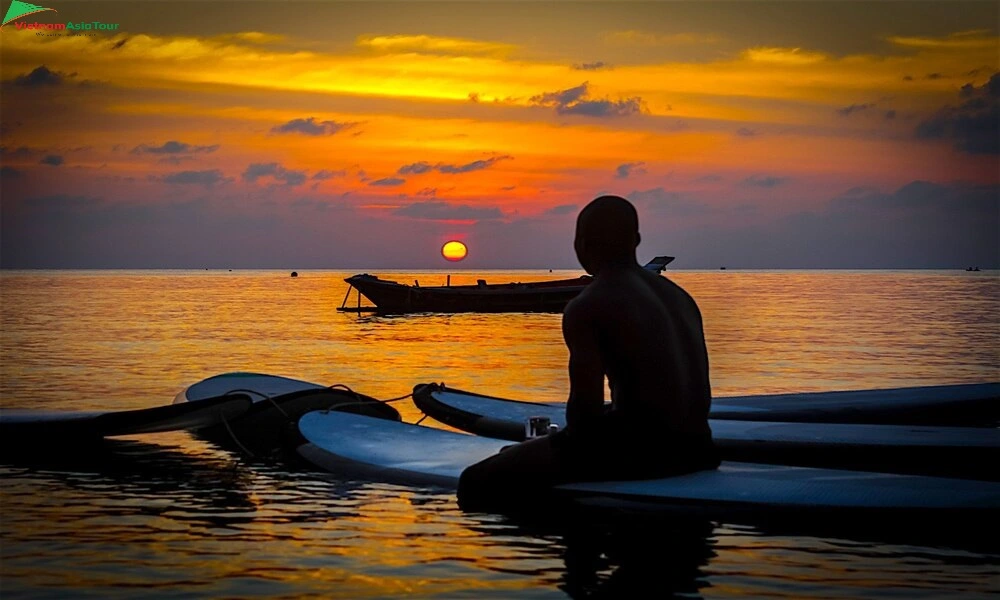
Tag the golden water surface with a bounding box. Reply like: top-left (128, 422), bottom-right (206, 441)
top-left (1, 269), bottom-right (998, 598)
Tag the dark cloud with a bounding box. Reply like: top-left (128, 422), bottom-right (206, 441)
top-left (572, 62), bottom-right (610, 71)
top-left (903, 75), bottom-right (914, 81)
top-left (1, 146), bottom-right (38, 158)
top-left (530, 82), bottom-right (643, 118)
top-left (270, 117), bottom-right (359, 136)
top-left (438, 156), bottom-right (511, 174)
top-left (416, 187), bottom-right (437, 197)
top-left (615, 162), bottom-right (646, 179)
top-left (132, 141), bottom-right (220, 155)
top-left (884, 110), bottom-right (897, 120)
top-left (916, 72), bottom-right (999, 154)
top-left (1, 166), bottom-right (23, 178)
top-left (500, 185), bottom-right (516, 191)
top-left (925, 73), bottom-right (944, 80)
top-left (40, 155), bottom-right (63, 166)
top-left (158, 156), bottom-right (196, 165)
top-left (532, 83), bottom-right (589, 106)
top-left (544, 204), bottom-right (578, 216)
top-left (13, 66), bottom-right (70, 87)
top-left (397, 156), bottom-right (511, 175)
top-left (398, 162), bottom-right (434, 175)
top-left (370, 177), bottom-right (406, 187)
top-left (736, 127), bottom-right (758, 137)
top-left (627, 187), bottom-right (710, 216)
top-left (742, 175), bottom-right (790, 188)
top-left (242, 163), bottom-right (307, 186)
top-left (312, 169), bottom-right (346, 180)
top-left (393, 201), bottom-right (502, 220)
top-left (162, 170), bottom-right (228, 186)
top-left (837, 103), bottom-right (875, 117)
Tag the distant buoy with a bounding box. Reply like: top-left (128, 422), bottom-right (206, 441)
top-left (291, 271), bottom-right (298, 278)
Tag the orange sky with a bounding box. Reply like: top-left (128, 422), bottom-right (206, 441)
top-left (1, 1), bottom-right (997, 268)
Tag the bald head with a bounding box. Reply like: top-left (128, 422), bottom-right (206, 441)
top-left (575, 195), bottom-right (640, 273)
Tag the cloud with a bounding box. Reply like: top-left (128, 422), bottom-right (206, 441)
top-left (370, 177), bottom-right (406, 187)
top-left (742, 47), bottom-right (827, 65)
top-left (886, 31), bottom-right (998, 51)
top-left (884, 110), bottom-right (897, 120)
top-left (398, 162), bottom-right (434, 175)
top-left (312, 169), bottom-right (346, 180)
top-left (615, 162), bottom-right (647, 179)
top-left (544, 204), bottom-right (578, 216)
top-left (161, 169), bottom-right (228, 186)
top-left (736, 128), bottom-right (759, 137)
top-left (837, 103), bottom-right (875, 116)
top-left (132, 141), bottom-right (220, 155)
top-left (627, 187), bottom-right (710, 216)
top-left (916, 72), bottom-right (999, 154)
top-left (357, 34), bottom-right (515, 56)
top-left (242, 163), bottom-right (307, 186)
top-left (270, 117), bottom-right (359, 136)
top-left (1, 166), bottom-right (23, 178)
top-left (393, 201), bottom-right (503, 221)
top-left (397, 156), bottom-right (511, 175)
top-left (438, 156), bottom-right (512, 174)
top-left (572, 62), bottom-right (611, 71)
top-left (742, 175), bottom-right (791, 188)
top-left (696, 174), bottom-right (724, 183)
top-left (530, 82), bottom-right (643, 118)
top-left (12, 66), bottom-right (70, 87)
top-left (40, 155), bottom-right (64, 166)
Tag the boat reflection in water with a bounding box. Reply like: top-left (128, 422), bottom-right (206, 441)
top-left (340, 256), bottom-right (674, 314)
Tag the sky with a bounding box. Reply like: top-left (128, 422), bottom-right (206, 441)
top-left (0, 1), bottom-right (997, 269)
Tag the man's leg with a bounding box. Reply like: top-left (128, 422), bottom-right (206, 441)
top-left (457, 434), bottom-right (564, 512)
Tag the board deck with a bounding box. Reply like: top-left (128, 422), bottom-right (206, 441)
top-left (413, 385), bottom-right (1000, 480)
top-left (176, 372), bottom-right (326, 404)
top-left (296, 410), bottom-right (1000, 514)
top-left (0, 394), bottom-right (253, 441)
top-left (416, 382), bottom-right (1000, 427)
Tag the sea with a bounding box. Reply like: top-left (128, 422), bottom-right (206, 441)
top-left (1, 269), bottom-right (998, 599)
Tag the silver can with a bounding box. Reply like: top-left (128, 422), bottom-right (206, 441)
top-left (525, 416), bottom-right (551, 439)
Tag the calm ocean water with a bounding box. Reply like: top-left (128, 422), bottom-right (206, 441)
top-left (1, 269), bottom-right (998, 598)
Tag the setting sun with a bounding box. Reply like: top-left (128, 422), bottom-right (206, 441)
top-left (441, 240), bottom-right (468, 262)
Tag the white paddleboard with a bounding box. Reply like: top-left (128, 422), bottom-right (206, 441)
top-left (296, 410), bottom-right (1000, 514)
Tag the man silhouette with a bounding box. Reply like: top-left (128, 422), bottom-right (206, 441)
top-left (458, 195), bottom-right (719, 511)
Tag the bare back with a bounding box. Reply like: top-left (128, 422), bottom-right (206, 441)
top-left (563, 265), bottom-right (712, 436)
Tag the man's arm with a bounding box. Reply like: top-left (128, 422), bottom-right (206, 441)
top-left (562, 298), bottom-right (605, 430)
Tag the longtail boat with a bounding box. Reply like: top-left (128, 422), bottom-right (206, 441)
top-left (338, 256), bottom-right (674, 314)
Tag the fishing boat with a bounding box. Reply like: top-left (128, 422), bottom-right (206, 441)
top-left (339, 256), bottom-right (674, 314)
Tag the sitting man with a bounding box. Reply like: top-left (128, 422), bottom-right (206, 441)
top-left (457, 195), bottom-right (720, 512)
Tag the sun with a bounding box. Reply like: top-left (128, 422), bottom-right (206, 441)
top-left (441, 240), bottom-right (468, 262)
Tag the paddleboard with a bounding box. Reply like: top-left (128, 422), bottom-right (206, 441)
top-left (0, 394), bottom-right (254, 442)
top-left (295, 410), bottom-right (1000, 516)
top-left (415, 382), bottom-right (1000, 427)
top-left (412, 385), bottom-right (1000, 480)
top-left (176, 373), bottom-right (401, 455)
top-left (175, 372), bottom-right (326, 403)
